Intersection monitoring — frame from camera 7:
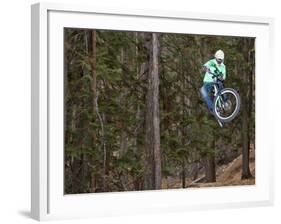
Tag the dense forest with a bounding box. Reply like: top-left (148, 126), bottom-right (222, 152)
top-left (64, 28), bottom-right (255, 194)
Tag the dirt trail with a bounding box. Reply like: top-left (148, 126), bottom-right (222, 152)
top-left (189, 148), bottom-right (255, 188)
top-left (161, 147), bottom-right (255, 189)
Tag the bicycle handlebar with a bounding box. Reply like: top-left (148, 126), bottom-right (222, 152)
top-left (208, 71), bottom-right (224, 81)
top-left (203, 65), bottom-right (224, 81)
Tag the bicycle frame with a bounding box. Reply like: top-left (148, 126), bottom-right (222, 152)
top-left (212, 80), bottom-right (225, 127)
top-left (212, 80), bottom-right (224, 107)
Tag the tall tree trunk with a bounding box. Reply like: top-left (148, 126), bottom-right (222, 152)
top-left (144, 33), bottom-right (153, 190)
top-left (152, 33), bottom-right (161, 190)
top-left (90, 30), bottom-right (97, 119)
top-left (204, 155), bottom-right (216, 182)
top-left (133, 32), bottom-right (145, 190)
top-left (102, 112), bottom-right (109, 191)
top-left (89, 30), bottom-right (97, 192)
top-left (120, 47), bottom-right (128, 157)
top-left (241, 38), bottom-right (252, 179)
top-left (181, 160), bottom-right (186, 188)
top-left (89, 30), bottom-right (108, 191)
top-left (241, 105), bottom-right (251, 179)
top-left (248, 40), bottom-right (255, 145)
top-left (144, 33), bottom-right (161, 190)
top-left (71, 156), bottom-right (83, 193)
top-left (204, 139), bottom-right (216, 182)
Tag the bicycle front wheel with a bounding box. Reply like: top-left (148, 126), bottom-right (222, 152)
top-left (213, 88), bottom-right (241, 123)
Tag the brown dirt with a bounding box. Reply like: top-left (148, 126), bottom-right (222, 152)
top-left (161, 146), bottom-right (255, 189)
top-left (188, 147), bottom-right (255, 188)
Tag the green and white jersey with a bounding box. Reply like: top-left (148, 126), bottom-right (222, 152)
top-left (203, 58), bottom-right (226, 83)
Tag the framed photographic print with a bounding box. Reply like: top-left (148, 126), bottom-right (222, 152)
top-left (31, 2), bottom-right (274, 221)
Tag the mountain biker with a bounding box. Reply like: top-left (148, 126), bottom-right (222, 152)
top-left (200, 50), bottom-right (226, 113)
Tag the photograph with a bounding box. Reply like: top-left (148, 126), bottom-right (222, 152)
top-left (63, 28), bottom-right (255, 194)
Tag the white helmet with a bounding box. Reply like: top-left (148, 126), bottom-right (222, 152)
top-left (215, 50), bottom-right (224, 60)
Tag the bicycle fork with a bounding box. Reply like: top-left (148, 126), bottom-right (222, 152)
top-left (217, 118), bottom-right (224, 128)
top-left (213, 86), bottom-right (224, 128)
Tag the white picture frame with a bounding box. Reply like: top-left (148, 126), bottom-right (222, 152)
top-left (31, 2), bottom-right (274, 221)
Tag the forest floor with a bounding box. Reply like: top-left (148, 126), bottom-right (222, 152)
top-left (163, 146), bottom-right (255, 189)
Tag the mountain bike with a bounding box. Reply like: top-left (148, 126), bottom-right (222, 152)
top-left (206, 72), bottom-right (241, 127)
